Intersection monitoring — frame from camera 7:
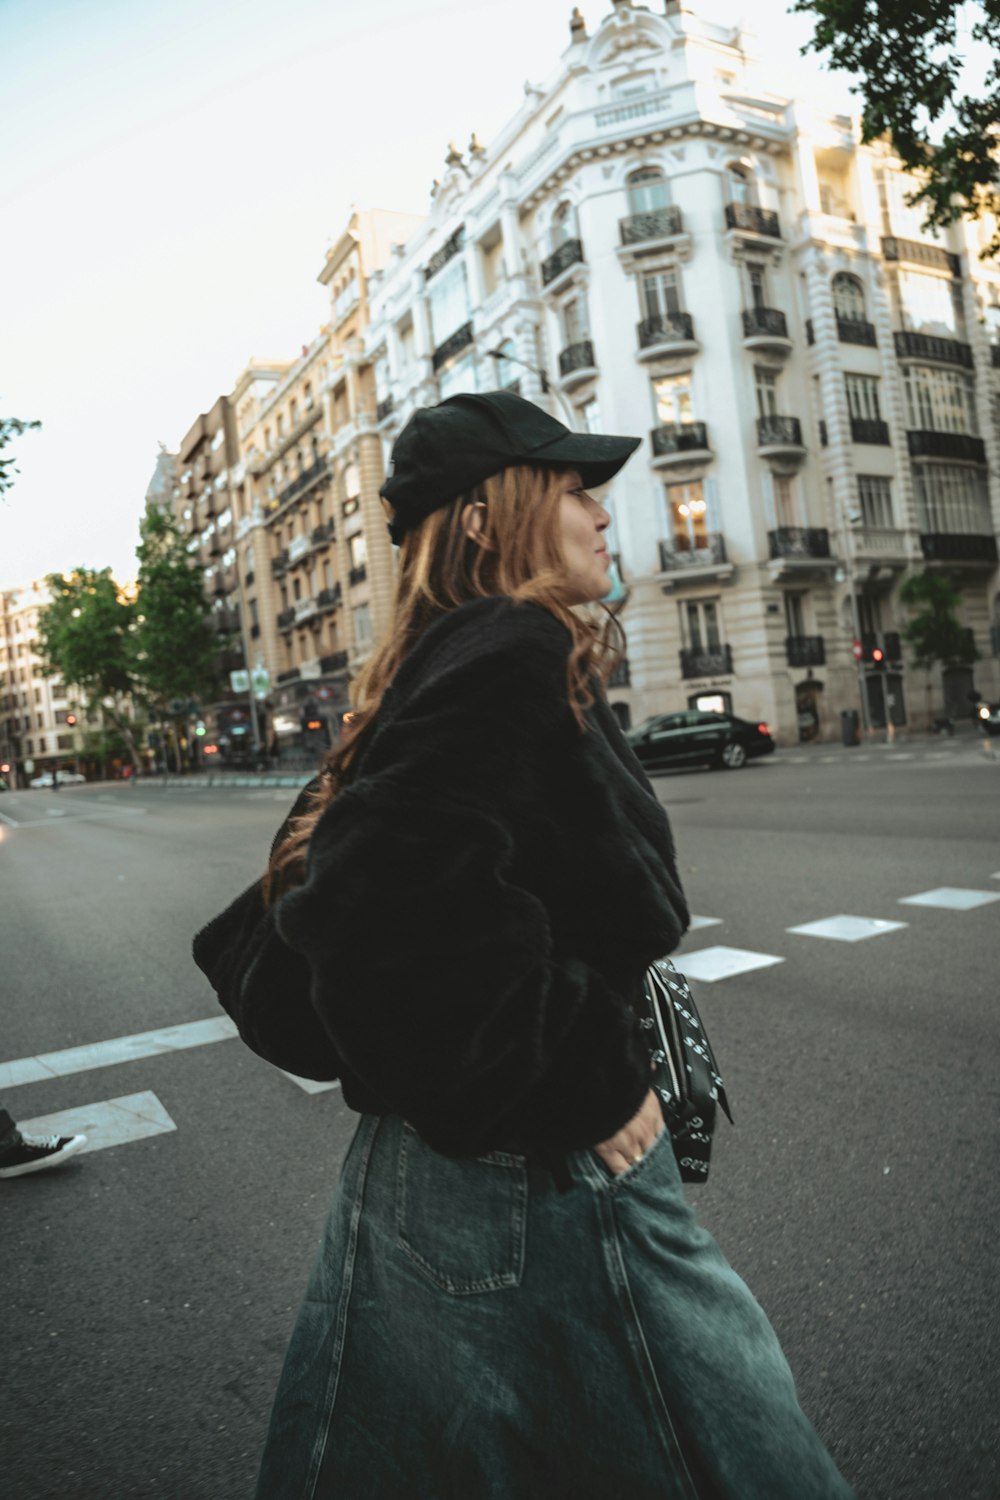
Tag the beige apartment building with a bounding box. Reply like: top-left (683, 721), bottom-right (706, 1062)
top-left (0, 582), bottom-right (80, 785)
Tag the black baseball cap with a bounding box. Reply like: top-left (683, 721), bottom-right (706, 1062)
top-left (380, 389), bottom-right (641, 544)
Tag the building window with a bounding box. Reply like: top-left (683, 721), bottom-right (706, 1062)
top-left (666, 481), bottom-right (709, 552)
top-left (480, 230), bottom-right (504, 296)
top-left (857, 476), bottom-right (895, 529)
top-left (551, 200), bottom-right (576, 249)
top-left (641, 269), bottom-right (682, 320)
top-left (428, 258), bottom-right (470, 348)
top-left (342, 463), bottom-right (360, 501)
top-left (784, 591), bottom-right (806, 638)
top-left (652, 373), bottom-right (693, 425)
top-left (903, 366), bottom-right (976, 433)
top-left (438, 353), bottom-right (478, 401)
top-left (754, 366), bottom-right (780, 418)
top-left (579, 395), bottom-right (602, 433)
top-left (561, 295), bottom-right (588, 345)
top-left (896, 271), bottom-right (962, 336)
top-left (727, 162), bottom-right (756, 205)
top-left (682, 599), bottom-right (722, 650)
top-left (832, 273), bottom-right (866, 321)
top-left (773, 474), bottom-right (799, 527)
top-left (626, 167), bottom-right (669, 215)
top-left (911, 464), bottom-right (991, 534)
top-left (844, 373), bottom-right (883, 422)
top-left (352, 602), bottom-right (372, 646)
top-left (349, 532), bottom-right (367, 570)
top-left (746, 262), bottom-right (769, 310)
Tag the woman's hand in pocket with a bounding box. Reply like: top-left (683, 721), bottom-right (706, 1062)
top-left (592, 1088), bottom-right (664, 1177)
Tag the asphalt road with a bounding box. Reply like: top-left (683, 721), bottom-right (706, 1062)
top-left (1, 739), bottom-right (998, 1500)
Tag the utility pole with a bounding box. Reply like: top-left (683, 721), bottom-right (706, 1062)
top-left (232, 551), bottom-right (262, 758)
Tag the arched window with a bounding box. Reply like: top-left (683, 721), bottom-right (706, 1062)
top-left (727, 162), bottom-right (756, 206)
top-left (551, 201), bottom-right (576, 248)
top-left (832, 273), bottom-right (866, 322)
top-left (626, 167), bottom-right (669, 216)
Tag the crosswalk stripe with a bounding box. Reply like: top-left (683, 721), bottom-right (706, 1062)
top-left (787, 915), bottom-right (907, 942)
top-left (0, 1016), bottom-right (238, 1092)
top-left (15, 1091), bottom-right (176, 1158)
top-left (680, 945), bottom-right (784, 983)
top-left (898, 887), bottom-right (1000, 911)
top-left (279, 1070), bottom-right (340, 1095)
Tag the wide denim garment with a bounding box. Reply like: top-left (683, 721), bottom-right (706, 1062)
top-left (255, 1114), bottom-right (856, 1500)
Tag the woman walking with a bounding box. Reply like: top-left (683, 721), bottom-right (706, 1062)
top-left (196, 390), bottom-right (855, 1499)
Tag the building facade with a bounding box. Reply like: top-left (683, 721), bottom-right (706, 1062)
top-left (361, 0), bottom-right (1000, 742)
top-left (0, 582), bottom-right (80, 785)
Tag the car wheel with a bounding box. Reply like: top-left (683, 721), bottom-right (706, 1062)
top-left (720, 742), bottom-right (747, 770)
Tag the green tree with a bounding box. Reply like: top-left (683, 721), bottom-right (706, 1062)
top-left (35, 569), bottom-right (143, 773)
top-left (133, 500), bottom-right (222, 719)
top-left (899, 570), bottom-right (979, 718)
top-left (1, 411), bottom-right (41, 499)
top-left (793, 0), bottom-right (1000, 260)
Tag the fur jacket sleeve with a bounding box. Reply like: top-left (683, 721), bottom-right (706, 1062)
top-left (273, 596), bottom-right (690, 1159)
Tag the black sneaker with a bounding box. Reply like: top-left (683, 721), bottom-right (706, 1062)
top-left (0, 1131), bottom-right (87, 1178)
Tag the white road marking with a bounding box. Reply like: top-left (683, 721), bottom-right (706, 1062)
top-left (787, 915), bottom-right (907, 943)
top-left (887, 753), bottom-right (914, 760)
top-left (679, 945), bottom-right (784, 983)
top-left (898, 887), bottom-right (1000, 911)
top-left (279, 1070), bottom-right (340, 1094)
top-left (16, 1091), bottom-right (176, 1156)
top-left (687, 914), bottom-right (723, 931)
top-left (0, 1016), bottom-right (238, 1092)
top-left (0, 808), bottom-right (20, 826)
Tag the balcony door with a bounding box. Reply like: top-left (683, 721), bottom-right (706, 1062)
top-left (653, 373), bottom-right (693, 427)
top-left (666, 481), bottom-right (709, 554)
top-left (641, 269), bottom-right (682, 321)
top-left (627, 167), bottom-right (670, 216)
top-left (746, 262), bottom-right (769, 311)
top-left (685, 599), bottom-right (721, 651)
top-left (754, 366), bottom-right (780, 418)
top-left (562, 295), bottom-right (588, 347)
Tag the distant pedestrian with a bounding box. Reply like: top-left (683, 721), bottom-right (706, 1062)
top-left (0, 1105), bottom-right (86, 1179)
top-left (196, 391), bottom-right (855, 1498)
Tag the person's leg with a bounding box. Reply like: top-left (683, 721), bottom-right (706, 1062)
top-left (0, 1107), bottom-right (22, 1152)
top-left (0, 1105), bottom-right (87, 1179)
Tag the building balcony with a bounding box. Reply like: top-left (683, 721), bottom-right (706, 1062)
top-left (680, 644), bottom-right (733, 680)
top-left (271, 550), bottom-right (289, 578)
top-left (213, 569), bottom-right (236, 595)
top-left (276, 668), bottom-right (301, 684)
top-left (657, 534), bottom-right (733, 589)
top-left (894, 331), bottom-right (974, 368)
top-left (425, 226), bottom-right (464, 283)
top-left (376, 394), bottom-right (394, 423)
top-left (319, 649), bottom-right (349, 674)
top-left (277, 607), bottom-right (296, 631)
top-left (316, 583), bottom-right (342, 613)
top-left (541, 237), bottom-right (585, 291)
top-left (278, 455), bottom-right (329, 508)
top-left (741, 306), bottom-right (792, 353)
top-left (850, 417), bottom-right (891, 445)
top-left (209, 608), bottom-right (240, 634)
top-left (557, 339), bottom-right (597, 390)
top-left (288, 532), bottom-right (312, 565)
top-left (294, 597), bottom-right (318, 623)
top-left (724, 203), bottom-right (781, 239)
top-left (907, 431), bottom-right (986, 464)
top-left (836, 315), bottom-right (878, 347)
top-left (311, 519), bottom-right (336, 547)
top-left (637, 311), bottom-right (698, 360)
top-left (785, 634), bottom-right (826, 668)
top-left (881, 237), bottom-right (960, 276)
top-left (768, 527), bottom-right (831, 562)
top-left (756, 415), bottom-right (806, 461)
top-left (852, 526), bottom-right (911, 569)
top-left (919, 532), bottom-right (999, 565)
top-left (432, 320), bottom-right (474, 371)
top-left (649, 420), bottom-right (712, 469)
top-left (348, 564), bottom-right (368, 587)
top-left (618, 205), bottom-right (685, 247)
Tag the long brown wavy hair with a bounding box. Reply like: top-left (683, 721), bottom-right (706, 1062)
top-left (265, 463), bottom-right (626, 899)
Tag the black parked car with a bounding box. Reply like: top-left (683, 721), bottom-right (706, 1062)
top-left (626, 710), bottom-right (775, 772)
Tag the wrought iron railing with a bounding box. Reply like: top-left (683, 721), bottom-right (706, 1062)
top-left (432, 321), bottom-right (474, 371)
top-left (785, 635), bottom-right (826, 668)
top-left (271, 551), bottom-right (289, 577)
top-left (836, 316), bottom-right (877, 347)
top-left (558, 339), bottom-right (596, 377)
top-left (650, 420), bottom-right (710, 459)
top-left (425, 226), bottom-right (465, 282)
top-left (893, 331), bottom-right (973, 367)
top-left (768, 527), bottom-right (831, 560)
top-left (276, 668), bottom-right (301, 684)
top-left (311, 520), bottom-right (336, 545)
top-left (907, 431), bottom-right (986, 464)
top-left (756, 415), bottom-right (804, 448)
top-left (724, 203), bottom-right (781, 238)
top-left (850, 418), bottom-right (891, 445)
top-left (376, 394), bottom-right (394, 423)
top-left (658, 535), bottom-right (727, 572)
top-left (541, 237), bottom-right (585, 286)
top-left (638, 311), bottom-right (695, 349)
top-left (348, 564), bottom-right (368, 587)
top-left (680, 644), bottom-right (733, 679)
top-left (919, 532), bottom-right (998, 563)
top-left (742, 306), bottom-right (789, 340)
top-left (618, 206), bottom-right (684, 245)
top-left (278, 455), bottom-right (329, 507)
top-left (319, 650), bottom-right (349, 674)
top-left (277, 608), bottom-right (296, 631)
top-left (316, 584), bottom-right (342, 611)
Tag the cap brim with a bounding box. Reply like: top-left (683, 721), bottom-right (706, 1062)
top-left (527, 430), bottom-right (642, 489)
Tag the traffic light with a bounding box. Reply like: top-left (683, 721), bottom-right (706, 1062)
top-left (862, 633), bottom-right (886, 668)
top-left (194, 720), bottom-right (207, 737)
top-left (66, 713), bottom-right (77, 727)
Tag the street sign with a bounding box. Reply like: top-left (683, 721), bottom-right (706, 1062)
top-left (852, 639), bottom-right (863, 661)
top-left (230, 670), bottom-right (250, 692)
top-left (251, 667), bottom-right (270, 701)
top-left (314, 686), bottom-right (334, 701)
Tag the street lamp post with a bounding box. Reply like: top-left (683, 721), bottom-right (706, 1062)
top-left (487, 349), bottom-right (578, 430)
top-left (232, 550), bottom-right (262, 759)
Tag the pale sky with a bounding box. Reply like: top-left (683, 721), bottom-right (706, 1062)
top-left (0, 0), bottom-right (854, 591)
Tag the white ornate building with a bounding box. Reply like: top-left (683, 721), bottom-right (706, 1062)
top-left (364, 0), bottom-right (1000, 741)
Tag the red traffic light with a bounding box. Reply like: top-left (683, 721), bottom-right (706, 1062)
top-left (871, 648), bottom-right (884, 663)
top-left (306, 720), bottom-right (323, 732)
top-left (66, 713), bottom-right (78, 726)
top-left (0, 762), bottom-right (10, 774)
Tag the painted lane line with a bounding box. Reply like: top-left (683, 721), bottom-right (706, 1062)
top-left (14, 1091), bottom-right (176, 1158)
top-left (680, 945), bottom-right (784, 983)
top-left (787, 915), bottom-right (907, 943)
top-left (0, 1016), bottom-right (238, 1092)
top-left (899, 886), bottom-right (1000, 911)
top-left (279, 1070), bottom-right (340, 1095)
top-left (687, 914), bottom-right (723, 931)
top-left (0, 808), bottom-right (21, 826)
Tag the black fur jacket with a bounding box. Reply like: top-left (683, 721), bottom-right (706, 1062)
top-left (193, 597), bottom-right (689, 1160)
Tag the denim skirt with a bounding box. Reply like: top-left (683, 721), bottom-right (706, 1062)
top-left (255, 1113), bottom-right (855, 1500)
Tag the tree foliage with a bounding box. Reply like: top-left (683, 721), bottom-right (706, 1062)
top-left (898, 569), bottom-right (979, 670)
top-left (133, 500), bottom-right (221, 711)
top-left (0, 411), bottom-right (41, 499)
top-left (793, 0), bottom-right (1000, 260)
